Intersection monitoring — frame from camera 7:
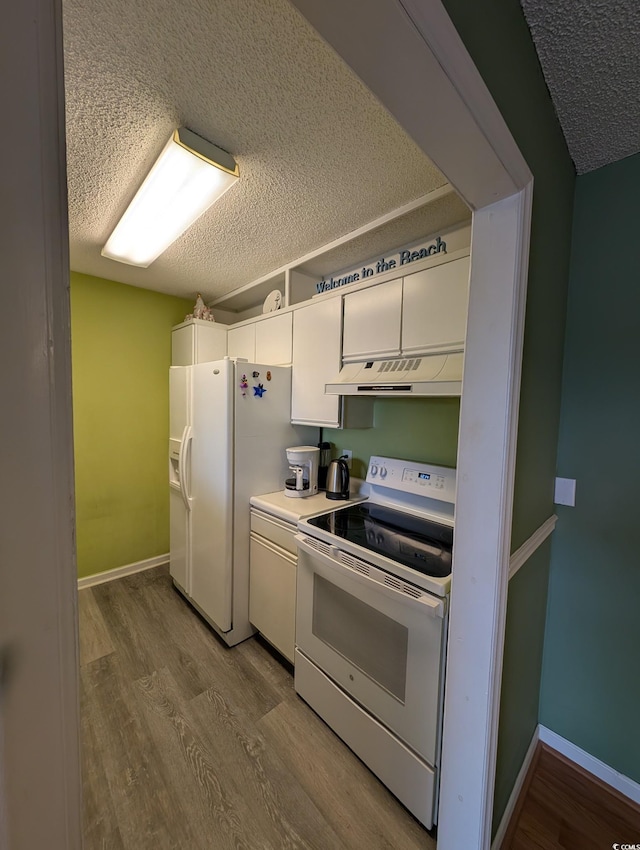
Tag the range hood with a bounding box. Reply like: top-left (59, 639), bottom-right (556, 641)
top-left (325, 352), bottom-right (463, 397)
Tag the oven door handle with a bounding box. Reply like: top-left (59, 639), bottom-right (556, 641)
top-left (295, 534), bottom-right (445, 619)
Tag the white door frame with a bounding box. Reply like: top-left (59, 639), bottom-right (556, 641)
top-left (291, 2), bottom-right (533, 847)
top-left (3, 1), bottom-right (532, 848)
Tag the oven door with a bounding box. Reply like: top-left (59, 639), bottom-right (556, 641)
top-left (295, 533), bottom-right (447, 765)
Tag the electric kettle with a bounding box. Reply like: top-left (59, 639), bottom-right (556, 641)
top-left (326, 456), bottom-right (350, 500)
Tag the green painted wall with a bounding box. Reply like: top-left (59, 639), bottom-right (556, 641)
top-left (540, 153), bottom-right (640, 782)
top-left (70, 272), bottom-right (192, 579)
top-left (439, 0), bottom-right (576, 829)
top-left (442, 0), bottom-right (575, 548)
top-left (493, 540), bottom-right (551, 820)
top-left (324, 397), bottom-right (460, 476)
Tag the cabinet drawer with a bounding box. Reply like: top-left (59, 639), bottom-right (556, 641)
top-left (250, 509), bottom-right (297, 554)
top-left (249, 533), bottom-right (297, 663)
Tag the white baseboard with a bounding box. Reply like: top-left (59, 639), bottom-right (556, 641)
top-left (492, 724), bottom-right (640, 848)
top-left (538, 725), bottom-right (640, 806)
top-left (491, 726), bottom-right (539, 850)
top-left (77, 553), bottom-right (169, 589)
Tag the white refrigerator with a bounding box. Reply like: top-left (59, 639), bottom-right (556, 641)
top-left (169, 358), bottom-right (309, 646)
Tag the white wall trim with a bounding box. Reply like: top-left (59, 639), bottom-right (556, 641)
top-left (438, 184), bottom-right (533, 850)
top-left (398, 0), bottom-right (532, 197)
top-left (2, 2), bottom-right (82, 846)
top-left (492, 725), bottom-right (640, 847)
top-left (292, 0), bottom-right (530, 213)
top-left (491, 727), bottom-right (540, 850)
top-left (538, 726), bottom-right (640, 807)
top-left (77, 554), bottom-right (168, 590)
top-left (508, 515), bottom-right (557, 581)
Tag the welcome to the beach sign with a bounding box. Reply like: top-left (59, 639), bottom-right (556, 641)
top-left (315, 236), bottom-right (447, 295)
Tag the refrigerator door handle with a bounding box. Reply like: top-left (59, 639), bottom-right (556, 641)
top-left (179, 426), bottom-right (193, 511)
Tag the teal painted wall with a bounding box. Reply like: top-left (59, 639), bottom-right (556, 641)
top-left (540, 153), bottom-right (640, 782)
top-left (71, 273), bottom-right (192, 578)
top-left (324, 397), bottom-right (460, 476)
top-left (440, 0), bottom-right (576, 828)
top-left (494, 541), bottom-right (551, 817)
top-left (442, 0), bottom-right (575, 547)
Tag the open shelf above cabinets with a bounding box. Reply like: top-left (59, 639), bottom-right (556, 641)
top-left (210, 271), bottom-right (288, 324)
top-left (208, 185), bottom-right (470, 323)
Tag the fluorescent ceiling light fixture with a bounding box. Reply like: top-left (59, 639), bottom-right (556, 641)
top-left (102, 128), bottom-right (239, 267)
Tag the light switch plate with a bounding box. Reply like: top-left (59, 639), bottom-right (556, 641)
top-left (554, 477), bottom-right (576, 507)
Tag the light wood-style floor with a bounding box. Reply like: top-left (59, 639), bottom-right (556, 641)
top-left (504, 742), bottom-right (640, 849)
top-left (79, 565), bottom-right (434, 850)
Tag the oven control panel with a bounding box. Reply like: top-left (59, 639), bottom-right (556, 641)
top-left (366, 455), bottom-right (456, 503)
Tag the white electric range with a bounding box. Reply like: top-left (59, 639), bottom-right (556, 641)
top-left (294, 455), bottom-right (456, 829)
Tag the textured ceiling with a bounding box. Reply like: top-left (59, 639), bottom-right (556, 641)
top-left (520, 0), bottom-right (640, 174)
top-left (63, 0), bottom-right (454, 301)
top-left (297, 192), bottom-right (469, 279)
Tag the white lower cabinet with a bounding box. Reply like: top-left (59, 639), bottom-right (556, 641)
top-left (249, 530), bottom-right (297, 664)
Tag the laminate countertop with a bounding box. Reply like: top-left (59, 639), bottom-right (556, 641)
top-left (250, 484), bottom-right (366, 526)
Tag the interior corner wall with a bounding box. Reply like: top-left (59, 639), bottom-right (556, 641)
top-left (440, 0), bottom-right (576, 830)
top-left (539, 152), bottom-right (640, 784)
top-left (70, 272), bottom-right (192, 579)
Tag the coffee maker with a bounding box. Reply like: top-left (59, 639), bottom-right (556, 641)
top-left (284, 446), bottom-right (319, 498)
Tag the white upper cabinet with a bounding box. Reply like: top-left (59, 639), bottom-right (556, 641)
top-left (171, 319), bottom-right (227, 366)
top-left (291, 297), bottom-right (343, 427)
top-left (255, 311), bottom-right (293, 365)
top-left (401, 255), bottom-right (470, 355)
top-left (227, 312), bottom-right (293, 365)
top-left (342, 278), bottom-right (403, 363)
top-left (291, 298), bottom-right (373, 428)
top-left (227, 324), bottom-right (256, 361)
top-left (338, 253), bottom-right (470, 363)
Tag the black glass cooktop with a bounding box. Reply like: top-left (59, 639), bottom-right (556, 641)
top-left (308, 503), bottom-right (453, 578)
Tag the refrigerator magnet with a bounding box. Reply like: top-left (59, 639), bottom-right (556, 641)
top-left (240, 374), bottom-right (248, 396)
top-left (253, 383), bottom-right (266, 397)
